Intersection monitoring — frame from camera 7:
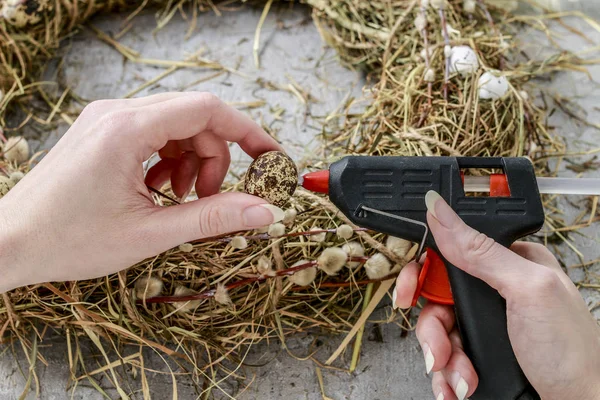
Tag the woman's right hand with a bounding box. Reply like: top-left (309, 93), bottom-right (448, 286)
top-left (393, 191), bottom-right (600, 400)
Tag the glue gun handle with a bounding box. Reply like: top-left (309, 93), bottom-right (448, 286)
top-left (443, 256), bottom-right (540, 400)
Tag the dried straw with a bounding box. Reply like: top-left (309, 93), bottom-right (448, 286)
top-left (0, 0), bottom-right (599, 397)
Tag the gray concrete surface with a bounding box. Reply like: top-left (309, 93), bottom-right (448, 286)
top-left (1, 4), bottom-right (599, 400)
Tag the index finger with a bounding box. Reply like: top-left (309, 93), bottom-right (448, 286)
top-left (114, 92), bottom-right (282, 161)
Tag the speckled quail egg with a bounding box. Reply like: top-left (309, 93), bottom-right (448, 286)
top-left (1, 0), bottom-right (52, 28)
top-left (244, 151), bottom-right (298, 208)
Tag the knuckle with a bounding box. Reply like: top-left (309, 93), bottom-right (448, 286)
top-left (98, 110), bottom-right (138, 136)
top-left (530, 268), bottom-right (560, 295)
top-left (198, 206), bottom-right (229, 237)
top-left (81, 100), bottom-right (113, 118)
top-left (192, 92), bottom-right (222, 111)
top-left (465, 231), bottom-right (498, 262)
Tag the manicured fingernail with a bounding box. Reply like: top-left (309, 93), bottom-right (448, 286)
top-left (180, 187), bottom-right (192, 203)
top-left (243, 204), bottom-right (284, 227)
top-left (422, 343), bottom-right (434, 374)
top-left (449, 371), bottom-right (468, 400)
top-left (436, 392), bottom-right (444, 400)
top-left (424, 190), bottom-right (456, 228)
top-left (392, 286), bottom-right (398, 309)
top-left (425, 190), bottom-right (441, 219)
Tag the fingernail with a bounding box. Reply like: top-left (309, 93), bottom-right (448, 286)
top-left (449, 371), bottom-right (468, 400)
top-left (422, 343), bottom-right (434, 374)
top-left (424, 190), bottom-right (455, 228)
top-left (392, 286), bottom-right (398, 309)
top-left (436, 392), bottom-right (444, 400)
top-left (425, 190), bottom-right (442, 219)
top-left (243, 204), bottom-right (284, 227)
top-left (180, 187), bottom-right (192, 203)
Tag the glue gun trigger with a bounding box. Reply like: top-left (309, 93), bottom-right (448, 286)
top-left (411, 248), bottom-right (454, 307)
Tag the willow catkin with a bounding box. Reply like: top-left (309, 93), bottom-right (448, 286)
top-left (335, 224), bottom-right (354, 240)
top-left (172, 286), bottom-right (201, 313)
top-left (178, 243), bottom-right (194, 253)
top-left (342, 241), bottom-right (365, 269)
top-left (309, 227), bottom-right (327, 243)
top-left (3, 136), bottom-right (29, 164)
top-left (365, 253), bottom-right (392, 280)
top-left (317, 247), bottom-right (348, 276)
top-left (256, 255), bottom-right (275, 276)
top-left (268, 223), bottom-right (286, 237)
top-left (230, 236), bottom-right (248, 250)
top-left (134, 276), bottom-right (163, 299)
top-left (289, 260), bottom-right (317, 286)
top-left (283, 208), bottom-right (297, 225)
top-left (214, 284), bottom-right (232, 306)
top-left (385, 236), bottom-right (412, 259)
top-left (8, 171), bottom-right (24, 184)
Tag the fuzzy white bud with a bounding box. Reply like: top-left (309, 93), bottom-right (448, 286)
top-left (414, 14), bottom-right (427, 32)
top-left (386, 236), bottom-right (412, 259)
top-left (441, 24), bottom-right (461, 39)
top-left (268, 223), bottom-right (286, 237)
top-left (255, 226), bottom-right (269, 234)
top-left (8, 171), bottom-right (24, 184)
top-left (463, 0), bottom-right (476, 13)
top-left (529, 141), bottom-right (538, 155)
top-left (317, 247), bottom-right (348, 276)
top-left (336, 224), bottom-right (354, 239)
top-left (283, 208), bottom-right (297, 225)
top-left (179, 243), bottom-right (194, 253)
top-left (289, 260), bottom-right (317, 286)
top-left (172, 286), bottom-right (201, 313)
top-left (420, 48), bottom-right (433, 61)
top-left (214, 284), bottom-right (232, 306)
top-left (424, 68), bottom-right (436, 83)
top-left (257, 255), bottom-right (276, 276)
top-left (230, 236), bottom-right (248, 250)
top-left (365, 253), bottom-right (392, 280)
top-left (342, 241), bottom-right (365, 269)
top-left (3, 136), bottom-right (29, 164)
top-left (134, 276), bottom-right (163, 299)
top-left (421, 0), bottom-right (430, 7)
top-left (444, 45), bottom-right (452, 59)
top-left (519, 90), bottom-right (530, 101)
top-left (309, 227), bottom-right (327, 243)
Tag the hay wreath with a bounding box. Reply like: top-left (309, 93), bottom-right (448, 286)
top-left (1, 0), bottom-right (599, 397)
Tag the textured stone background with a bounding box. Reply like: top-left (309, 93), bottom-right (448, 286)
top-left (1, 4), bottom-right (599, 399)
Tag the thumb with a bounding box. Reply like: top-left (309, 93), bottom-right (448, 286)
top-left (424, 190), bottom-right (537, 295)
top-left (145, 192), bottom-right (284, 248)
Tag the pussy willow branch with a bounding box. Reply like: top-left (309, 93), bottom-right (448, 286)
top-left (192, 227), bottom-right (370, 244)
top-left (477, 0), bottom-right (505, 70)
top-left (439, 6), bottom-right (451, 100)
top-left (136, 257), bottom-right (369, 304)
top-left (420, 6), bottom-right (432, 107)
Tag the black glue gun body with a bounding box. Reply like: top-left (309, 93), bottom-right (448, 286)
top-left (327, 156), bottom-right (545, 400)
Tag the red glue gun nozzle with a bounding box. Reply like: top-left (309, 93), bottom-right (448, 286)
top-left (301, 170), bottom-right (330, 194)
